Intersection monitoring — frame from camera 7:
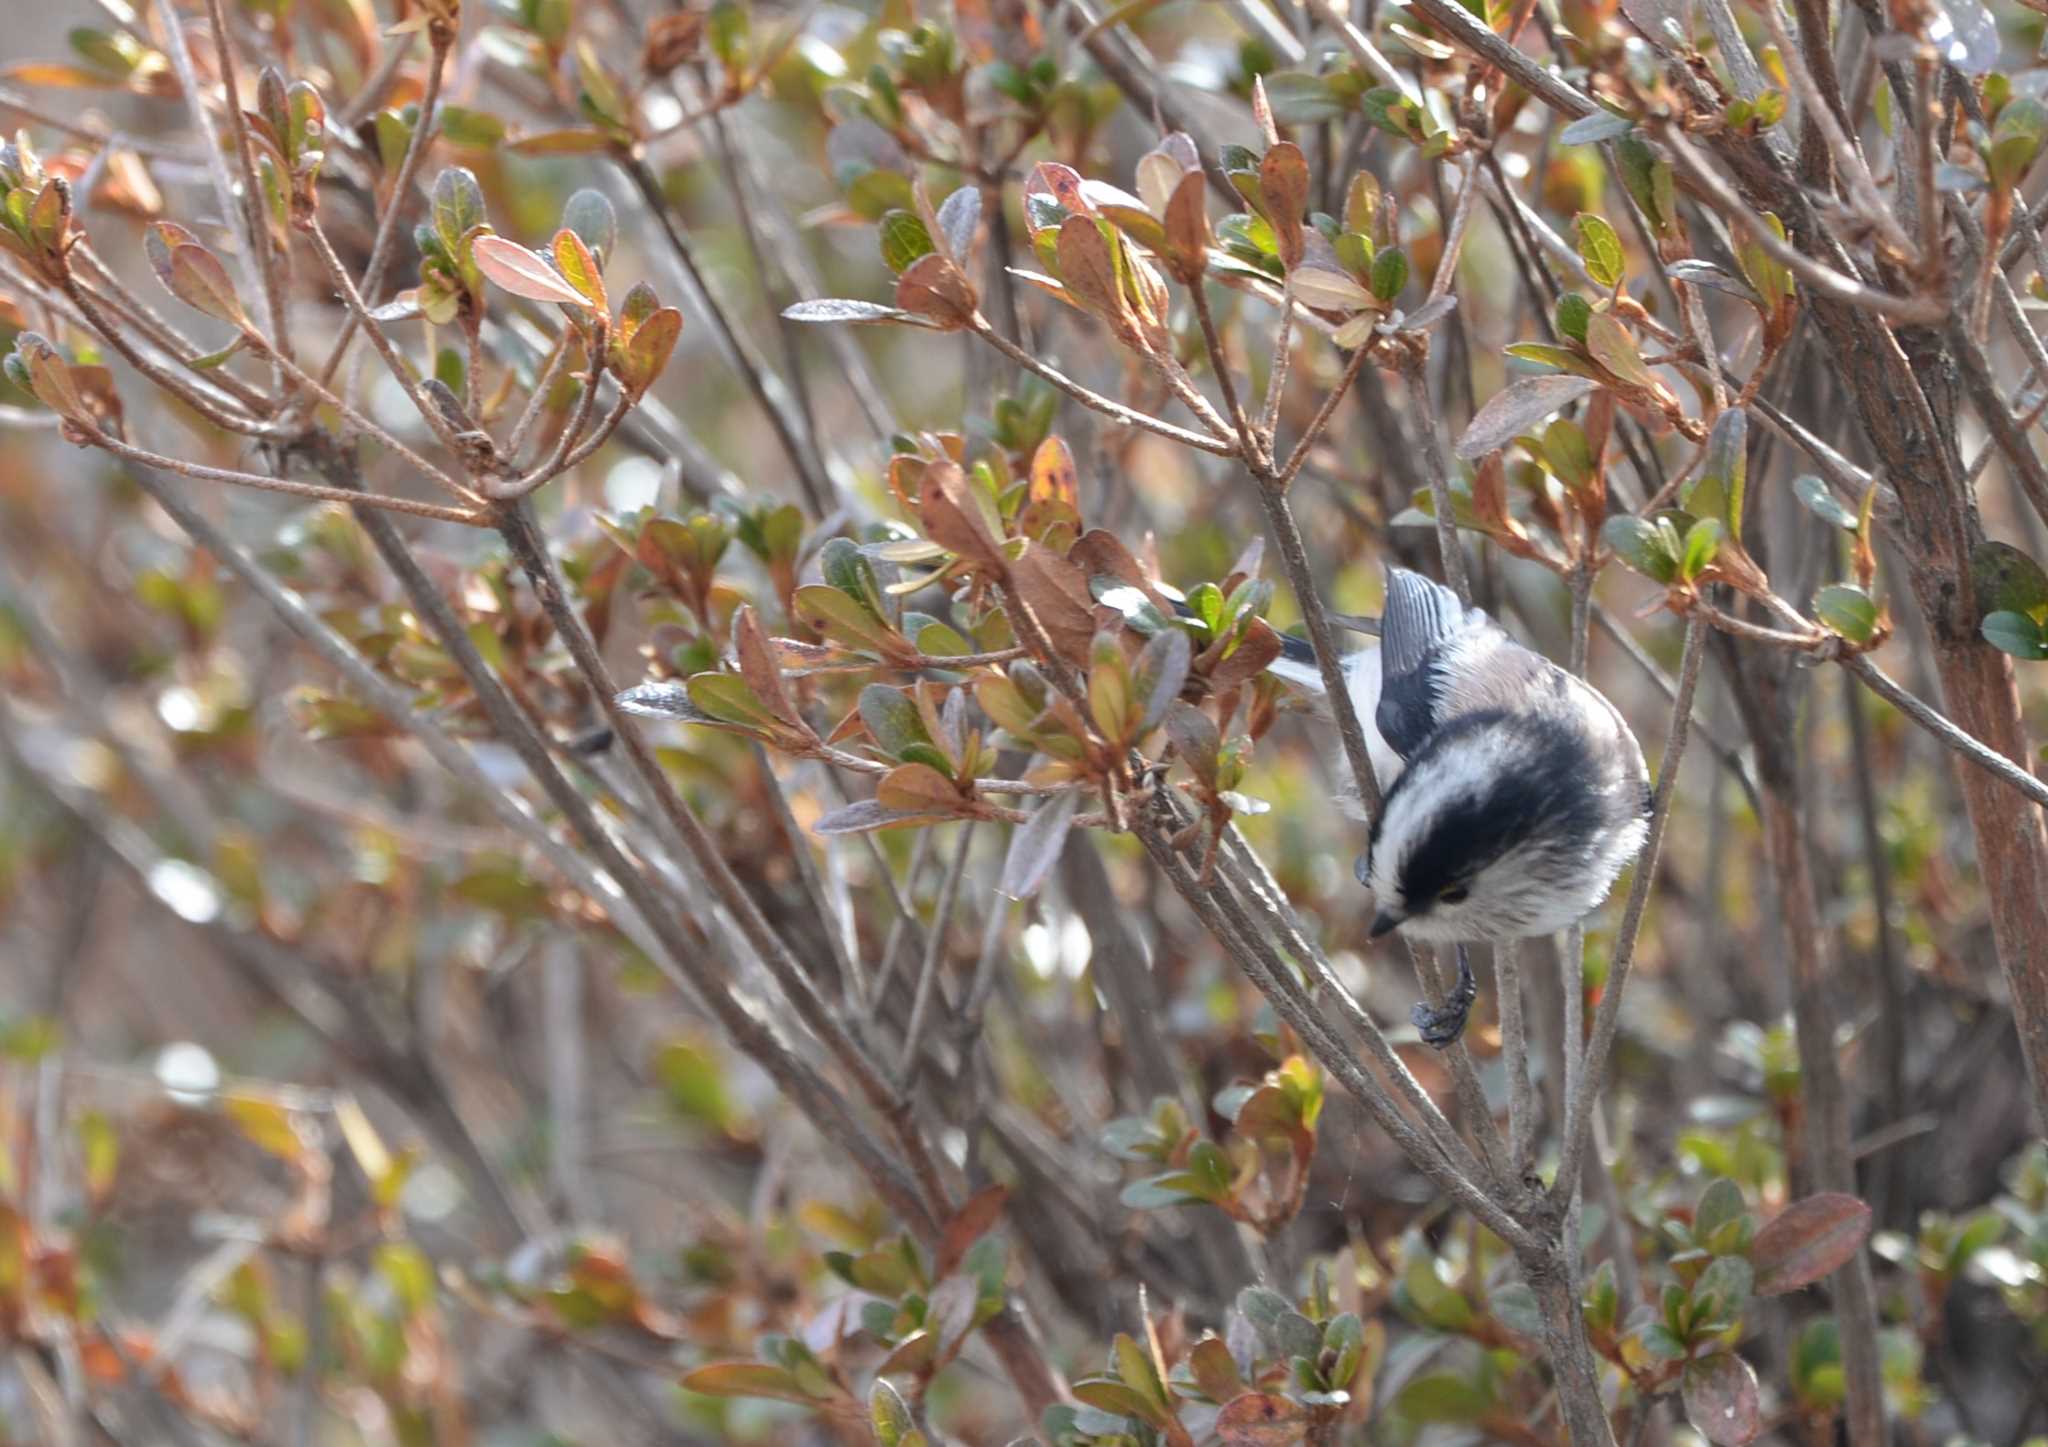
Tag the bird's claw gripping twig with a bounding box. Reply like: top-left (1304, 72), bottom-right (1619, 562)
top-left (1411, 943), bottom-right (1478, 1049)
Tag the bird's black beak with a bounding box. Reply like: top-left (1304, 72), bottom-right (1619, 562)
top-left (1369, 910), bottom-right (1401, 940)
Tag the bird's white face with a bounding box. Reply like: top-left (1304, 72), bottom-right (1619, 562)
top-left (1360, 718), bottom-right (1642, 943)
top-left (1364, 837), bottom-right (1585, 942)
top-left (1362, 728), bottom-right (1528, 940)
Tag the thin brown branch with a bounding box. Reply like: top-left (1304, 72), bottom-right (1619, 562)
top-left (970, 315), bottom-right (1242, 456)
top-left (320, 26), bottom-right (453, 388)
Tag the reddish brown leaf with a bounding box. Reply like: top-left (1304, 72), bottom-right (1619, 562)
top-left (1010, 543), bottom-right (1098, 662)
top-left (1206, 620), bottom-right (1284, 692)
top-left (13, 332), bottom-right (85, 421)
top-left (1055, 214), bottom-right (1121, 318)
top-left (1682, 1353), bottom-right (1762, 1444)
top-left (1188, 1335), bottom-right (1246, 1403)
top-left (619, 306), bottom-right (682, 398)
top-left (145, 222), bottom-right (247, 327)
top-left (893, 252), bottom-right (978, 329)
top-left (935, 1184), bottom-right (1009, 1278)
top-left (1215, 1391), bottom-right (1308, 1446)
top-left (875, 762), bottom-right (967, 813)
top-left (1583, 310), bottom-right (1658, 394)
top-left (917, 462), bottom-right (1008, 572)
top-left (1024, 160), bottom-right (1090, 234)
top-left (1069, 529), bottom-right (1161, 605)
top-left (1163, 170), bottom-right (1211, 282)
top-left (731, 605), bottom-right (801, 728)
top-left (1258, 142), bottom-right (1309, 271)
top-left (1751, 1193), bottom-right (1872, 1295)
top-left (507, 126), bottom-right (613, 154)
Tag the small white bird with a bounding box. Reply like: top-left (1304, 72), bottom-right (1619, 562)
top-left (1270, 567), bottom-right (1651, 1044)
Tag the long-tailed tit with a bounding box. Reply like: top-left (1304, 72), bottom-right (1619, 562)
top-left (1269, 567), bottom-right (1651, 1046)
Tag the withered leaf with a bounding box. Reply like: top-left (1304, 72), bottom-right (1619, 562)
top-left (893, 252), bottom-right (978, 329)
top-left (917, 462), bottom-right (1008, 573)
top-left (1010, 543), bottom-right (1098, 662)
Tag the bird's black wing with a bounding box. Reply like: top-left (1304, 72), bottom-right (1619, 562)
top-left (1375, 568), bottom-right (1470, 762)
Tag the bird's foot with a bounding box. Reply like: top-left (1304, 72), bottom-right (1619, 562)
top-left (1411, 944), bottom-right (1478, 1050)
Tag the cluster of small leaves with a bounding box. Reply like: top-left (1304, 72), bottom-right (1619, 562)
top-left (1584, 1176), bottom-right (1876, 1443)
top-left (609, 420), bottom-right (1294, 898)
top-left (1049, 1271), bottom-right (1383, 1444)
top-left (0, 134), bottom-right (73, 281)
top-left (1602, 408), bottom-right (1755, 596)
top-left (1105, 1053), bottom-right (1324, 1234)
top-left (246, 67), bottom-right (328, 227)
top-left (682, 1187), bottom-right (1011, 1429)
top-left (1966, 1144), bottom-right (2048, 1353)
top-left (789, 181), bottom-right (981, 331)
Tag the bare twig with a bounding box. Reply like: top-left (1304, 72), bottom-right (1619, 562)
top-left (1553, 613), bottom-right (1709, 1201)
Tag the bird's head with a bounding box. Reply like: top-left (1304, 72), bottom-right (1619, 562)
top-left (1359, 710), bottom-right (1608, 943)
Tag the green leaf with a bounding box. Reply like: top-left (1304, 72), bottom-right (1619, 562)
top-left (1575, 213), bottom-right (1625, 288)
top-left (1397, 1249), bottom-right (1474, 1332)
top-left (1692, 1254), bottom-right (1754, 1324)
top-left (1488, 1282), bottom-right (1544, 1340)
top-left (1369, 246), bottom-right (1408, 303)
top-left (1603, 515), bottom-right (1679, 584)
top-left (1694, 406), bottom-right (1748, 531)
top-left (1584, 310), bottom-right (1657, 391)
top-left (432, 167), bottom-right (486, 253)
top-left (1119, 1173), bottom-right (1203, 1209)
top-left (687, 673), bottom-right (780, 732)
top-left (561, 187), bottom-right (617, 260)
top-left (1616, 133), bottom-right (1675, 234)
top-left (860, 684), bottom-right (934, 759)
top-left (1696, 1177), bottom-right (1747, 1241)
top-left (1991, 98), bottom-right (2048, 190)
top-left (1561, 109), bottom-right (1634, 144)
top-left (1681, 517), bottom-right (1723, 581)
top-left (820, 535), bottom-right (885, 615)
top-left (1972, 541), bottom-right (2048, 619)
top-left (1543, 417), bottom-right (1594, 488)
top-left (1089, 632), bottom-right (1133, 742)
top-left (439, 105), bottom-right (507, 148)
top-left (1112, 1332), bottom-right (1168, 1415)
top-left (1814, 584), bottom-right (1880, 645)
top-left (1130, 627), bottom-right (1190, 734)
top-left (1983, 610), bottom-right (2048, 659)
top-left (1505, 341), bottom-right (1602, 378)
top-left (1073, 1377), bottom-right (1168, 1424)
top-left (878, 208), bottom-right (936, 274)
top-left (871, 1378), bottom-right (915, 1446)
top-left (794, 584), bottom-right (898, 654)
top-left (1793, 474), bottom-right (1858, 529)
top-left (552, 227), bottom-right (606, 310)
top-left (1555, 291), bottom-right (1592, 343)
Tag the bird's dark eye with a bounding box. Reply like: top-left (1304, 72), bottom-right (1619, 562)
top-left (1441, 885), bottom-right (1470, 904)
